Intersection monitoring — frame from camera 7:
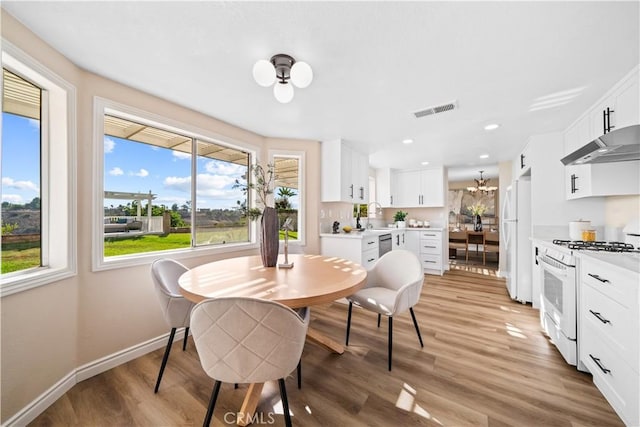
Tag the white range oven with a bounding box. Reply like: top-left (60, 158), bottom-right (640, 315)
top-left (538, 242), bottom-right (578, 366)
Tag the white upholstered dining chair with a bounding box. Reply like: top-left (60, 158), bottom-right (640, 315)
top-left (190, 297), bottom-right (310, 427)
top-left (345, 249), bottom-right (425, 371)
top-left (150, 258), bottom-right (195, 393)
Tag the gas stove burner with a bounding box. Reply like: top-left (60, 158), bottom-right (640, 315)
top-left (553, 239), bottom-right (638, 253)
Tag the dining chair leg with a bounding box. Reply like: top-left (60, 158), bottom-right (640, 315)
top-left (297, 359), bottom-right (302, 389)
top-left (388, 316), bottom-right (393, 371)
top-left (203, 380), bottom-right (221, 427)
top-left (183, 327), bottom-right (189, 351)
top-left (345, 301), bottom-right (353, 345)
top-left (410, 307), bottom-right (424, 347)
top-left (278, 378), bottom-right (292, 427)
top-left (154, 327), bottom-right (176, 393)
top-left (377, 313), bottom-right (381, 328)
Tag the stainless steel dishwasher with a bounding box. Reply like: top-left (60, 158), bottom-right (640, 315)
top-left (379, 233), bottom-right (392, 257)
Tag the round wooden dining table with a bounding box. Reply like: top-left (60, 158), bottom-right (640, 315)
top-left (178, 253), bottom-right (367, 426)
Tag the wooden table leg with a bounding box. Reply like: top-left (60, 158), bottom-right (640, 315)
top-left (237, 383), bottom-right (264, 426)
top-left (306, 327), bottom-right (344, 354)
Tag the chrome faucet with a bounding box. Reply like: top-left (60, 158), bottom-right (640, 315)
top-left (366, 202), bottom-right (382, 229)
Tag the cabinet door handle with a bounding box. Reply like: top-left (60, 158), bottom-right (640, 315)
top-left (520, 154), bottom-right (525, 169)
top-left (402, 234), bottom-right (405, 244)
top-left (424, 260), bottom-right (436, 264)
top-left (423, 245), bottom-right (436, 249)
top-left (367, 258), bottom-right (376, 262)
top-left (349, 184), bottom-right (354, 198)
top-left (606, 107), bottom-right (615, 133)
top-left (390, 195), bottom-right (393, 205)
top-left (589, 354), bottom-right (611, 374)
top-left (570, 174), bottom-right (578, 194)
top-left (589, 309), bottom-right (611, 324)
top-left (396, 235), bottom-right (400, 245)
top-left (602, 109), bottom-right (607, 134)
top-left (367, 241), bottom-right (376, 245)
top-left (359, 186), bottom-right (364, 200)
top-left (588, 273), bottom-right (610, 283)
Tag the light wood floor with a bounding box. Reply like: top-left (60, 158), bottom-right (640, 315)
top-left (30, 269), bottom-right (622, 426)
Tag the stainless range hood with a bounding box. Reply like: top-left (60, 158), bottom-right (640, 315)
top-left (561, 124), bottom-right (640, 165)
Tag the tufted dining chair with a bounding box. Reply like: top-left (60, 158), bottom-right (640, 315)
top-left (151, 258), bottom-right (195, 393)
top-left (345, 249), bottom-right (425, 371)
top-left (190, 297), bottom-right (310, 427)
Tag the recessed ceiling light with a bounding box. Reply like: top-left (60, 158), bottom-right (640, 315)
top-left (421, 161), bottom-right (429, 165)
top-left (479, 154), bottom-right (490, 159)
top-left (402, 139), bottom-right (414, 144)
top-left (484, 123), bottom-right (500, 131)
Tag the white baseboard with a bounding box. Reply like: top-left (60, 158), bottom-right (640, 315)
top-left (3, 329), bottom-right (186, 427)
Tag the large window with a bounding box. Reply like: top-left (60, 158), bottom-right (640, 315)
top-left (99, 108), bottom-right (253, 264)
top-left (1, 44), bottom-right (76, 296)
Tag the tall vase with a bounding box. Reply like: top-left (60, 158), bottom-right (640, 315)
top-left (474, 214), bottom-right (483, 232)
top-left (260, 207), bottom-right (280, 267)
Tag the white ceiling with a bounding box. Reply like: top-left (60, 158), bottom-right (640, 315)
top-left (3, 1), bottom-right (638, 181)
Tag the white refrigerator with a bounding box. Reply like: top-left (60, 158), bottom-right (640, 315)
top-left (501, 178), bottom-right (532, 302)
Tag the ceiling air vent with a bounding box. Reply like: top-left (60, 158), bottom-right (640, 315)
top-left (413, 100), bottom-right (457, 118)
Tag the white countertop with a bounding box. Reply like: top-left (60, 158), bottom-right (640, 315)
top-left (320, 227), bottom-right (443, 238)
top-left (576, 251), bottom-right (640, 274)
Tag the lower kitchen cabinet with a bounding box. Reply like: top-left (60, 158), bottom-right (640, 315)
top-left (578, 255), bottom-right (639, 426)
top-left (320, 233), bottom-right (380, 270)
top-left (391, 229), bottom-right (406, 250)
top-left (406, 229), bottom-right (444, 276)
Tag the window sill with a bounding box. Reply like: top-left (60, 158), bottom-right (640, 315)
top-left (93, 241), bottom-right (259, 272)
top-left (0, 266), bottom-right (77, 297)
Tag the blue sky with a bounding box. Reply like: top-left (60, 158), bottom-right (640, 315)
top-left (104, 135), bottom-right (247, 210)
top-left (1, 113), bottom-right (41, 205)
top-left (2, 112), bottom-right (297, 211)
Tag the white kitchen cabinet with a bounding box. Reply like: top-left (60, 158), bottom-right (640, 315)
top-left (321, 139), bottom-right (369, 203)
top-left (589, 70), bottom-right (639, 139)
top-left (579, 256), bottom-right (639, 426)
top-left (391, 229), bottom-right (406, 250)
top-left (375, 167), bottom-right (395, 207)
top-left (320, 233), bottom-right (380, 270)
top-left (565, 161), bottom-right (640, 200)
top-left (564, 115), bottom-right (591, 156)
top-left (391, 167), bottom-right (444, 208)
top-left (515, 142), bottom-right (532, 178)
top-left (406, 229), bottom-right (444, 275)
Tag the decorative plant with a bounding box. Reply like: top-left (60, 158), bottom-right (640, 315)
top-left (233, 163), bottom-right (275, 220)
top-left (467, 203), bottom-right (487, 216)
top-left (393, 211), bottom-right (408, 222)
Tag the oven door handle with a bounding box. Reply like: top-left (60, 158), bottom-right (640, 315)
top-left (537, 255), bottom-right (569, 278)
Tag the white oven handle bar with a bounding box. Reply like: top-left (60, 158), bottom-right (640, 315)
top-left (537, 254), bottom-right (573, 277)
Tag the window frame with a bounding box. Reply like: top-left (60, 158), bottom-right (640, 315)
top-left (269, 149), bottom-right (306, 247)
top-left (93, 97), bottom-right (260, 272)
top-left (0, 40), bottom-right (77, 297)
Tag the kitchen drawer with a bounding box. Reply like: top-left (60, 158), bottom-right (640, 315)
top-left (582, 260), bottom-right (638, 309)
top-left (581, 326), bottom-right (640, 426)
top-left (420, 254), bottom-right (441, 269)
top-left (361, 248), bottom-right (379, 270)
top-left (418, 231), bottom-right (441, 240)
top-left (582, 284), bottom-right (638, 368)
top-left (419, 238), bottom-right (441, 255)
top-left (361, 236), bottom-right (379, 252)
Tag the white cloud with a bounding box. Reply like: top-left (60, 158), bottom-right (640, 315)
top-left (109, 167), bottom-right (124, 176)
top-left (130, 169), bottom-right (149, 177)
top-left (173, 151), bottom-right (191, 160)
top-left (2, 177), bottom-right (39, 192)
top-left (28, 118), bottom-right (40, 130)
top-left (2, 194), bottom-right (23, 204)
top-left (195, 173), bottom-right (241, 198)
top-left (205, 161), bottom-right (245, 176)
top-left (104, 137), bottom-right (115, 154)
top-left (164, 176), bottom-right (191, 193)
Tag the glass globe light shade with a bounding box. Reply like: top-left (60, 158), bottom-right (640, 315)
top-left (273, 82), bottom-right (294, 103)
top-left (252, 59), bottom-right (276, 87)
top-left (290, 61), bottom-right (313, 88)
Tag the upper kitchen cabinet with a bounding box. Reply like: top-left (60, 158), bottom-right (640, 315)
top-left (565, 161), bottom-right (640, 200)
top-left (515, 142), bottom-right (532, 178)
top-left (375, 167), bottom-right (395, 207)
top-left (392, 167), bottom-right (445, 207)
top-left (589, 69), bottom-right (639, 140)
top-left (321, 139), bottom-right (369, 203)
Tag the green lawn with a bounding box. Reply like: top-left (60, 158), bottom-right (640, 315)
top-left (2, 228), bottom-right (300, 273)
